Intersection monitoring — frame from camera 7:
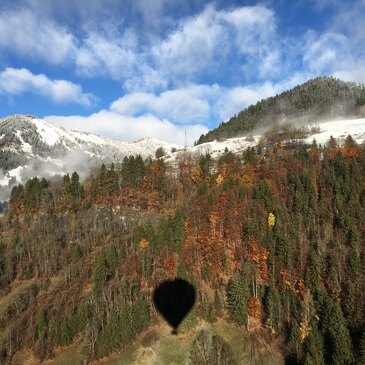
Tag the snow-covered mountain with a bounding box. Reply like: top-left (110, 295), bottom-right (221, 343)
top-left (0, 115), bottom-right (181, 198)
top-left (1, 114), bottom-right (365, 201)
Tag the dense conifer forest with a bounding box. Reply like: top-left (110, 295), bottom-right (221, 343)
top-left (1, 134), bottom-right (365, 364)
top-left (197, 77), bottom-right (365, 144)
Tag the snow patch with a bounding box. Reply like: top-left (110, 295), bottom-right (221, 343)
top-left (188, 136), bottom-right (259, 159)
top-left (0, 166), bottom-right (24, 186)
top-left (69, 130), bottom-right (106, 145)
top-left (305, 118), bottom-right (365, 145)
top-left (33, 118), bottom-right (64, 145)
top-left (15, 131), bottom-right (32, 154)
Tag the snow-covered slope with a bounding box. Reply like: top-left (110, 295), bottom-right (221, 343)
top-left (192, 118), bottom-right (365, 158)
top-left (304, 118), bottom-right (365, 145)
top-left (0, 115), bottom-right (181, 194)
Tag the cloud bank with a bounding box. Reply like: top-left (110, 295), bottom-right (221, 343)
top-left (0, 68), bottom-right (95, 106)
top-left (0, 1), bottom-right (364, 144)
top-left (45, 111), bottom-right (208, 146)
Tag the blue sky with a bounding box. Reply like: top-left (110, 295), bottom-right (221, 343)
top-left (0, 0), bottom-right (364, 145)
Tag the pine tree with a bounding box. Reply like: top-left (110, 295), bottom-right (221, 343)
top-left (178, 304), bottom-right (197, 333)
top-left (131, 297), bottom-right (150, 335)
top-left (303, 323), bottom-right (325, 365)
top-left (36, 310), bottom-right (47, 341)
top-left (171, 209), bottom-right (185, 252)
top-left (214, 290), bottom-right (223, 316)
top-left (358, 331), bottom-right (365, 364)
top-left (305, 247), bottom-right (321, 293)
top-left (226, 271), bottom-right (250, 326)
top-left (318, 294), bottom-right (352, 365)
top-left (328, 302), bottom-right (352, 365)
top-left (70, 171), bottom-right (84, 201)
top-left (287, 321), bottom-right (303, 364)
top-left (92, 253), bottom-right (109, 293)
top-left (264, 284), bottom-right (281, 331)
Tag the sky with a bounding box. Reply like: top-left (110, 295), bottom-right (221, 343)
top-left (0, 0), bottom-right (364, 145)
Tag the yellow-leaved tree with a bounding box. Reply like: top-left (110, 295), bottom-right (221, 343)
top-left (216, 174), bottom-right (224, 185)
top-left (268, 212), bottom-right (275, 229)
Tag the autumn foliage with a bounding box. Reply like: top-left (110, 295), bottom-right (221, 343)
top-left (3, 135), bottom-right (365, 364)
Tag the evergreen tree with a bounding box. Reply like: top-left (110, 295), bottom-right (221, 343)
top-left (226, 269), bottom-right (250, 326)
top-left (358, 331), bottom-right (365, 364)
top-left (303, 323), bottom-right (325, 365)
top-left (328, 302), bottom-right (352, 365)
top-left (92, 252), bottom-right (109, 293)
top-left (287, 321), bottom-right (303, 364)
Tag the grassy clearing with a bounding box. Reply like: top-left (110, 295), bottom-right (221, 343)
top-left (102, 319), bottom-right (284, 365)
top-left (209, 319), bottom-right (250, 362)
top-left (98, 343), bottom-right (139, 365)
top-left (211, 319), bottom-right (284, 365)
top-left (11, 319), bottom-right (284, 365)
top-left (153, 328), bottom-right (194, 365)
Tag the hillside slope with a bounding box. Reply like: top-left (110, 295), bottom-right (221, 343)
top-left (197, 76), bottom-right (365, 144)
top-left (1, 134), bottom-right (365, 364)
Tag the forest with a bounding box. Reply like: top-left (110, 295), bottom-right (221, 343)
top-left (196, 76), bottom-right (365, 144)
top-left (0, 134), bottom-right (365, 364)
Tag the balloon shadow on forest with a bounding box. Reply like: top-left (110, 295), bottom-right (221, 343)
top-left (153, 279), bottom-right (196, 334)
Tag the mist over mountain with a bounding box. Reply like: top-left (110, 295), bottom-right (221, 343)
top-left (197, 76), bottom-right (365, 144)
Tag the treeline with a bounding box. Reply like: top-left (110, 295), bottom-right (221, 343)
top-left (0, 136), bottom-right (365, 364)
top-left (8, 155), bottom-right (177, 217)
top-left (197, 76), bottom-right (365, 144)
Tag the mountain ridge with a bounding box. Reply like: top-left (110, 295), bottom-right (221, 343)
top-left (196, 76), bottom-right (365, 144)
top-left (0, 114), bottom-right (181, 198)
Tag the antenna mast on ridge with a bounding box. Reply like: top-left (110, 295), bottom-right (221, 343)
top-left (184, 130), bottom-right (187, 150)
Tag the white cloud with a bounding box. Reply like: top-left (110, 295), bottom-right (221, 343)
top-left (109, 79), bottom-right (302, 130)
top-left (43, 79), bottom-right (298, 146)
top-left (222, 6), bottom-right (276, 56)
top-left (323, 1), bottom-right (365, 82)
top-left (45, 111), bottom-right (208, 145)
top-left (303, 31), bottom-right (348, 73)
top-left (0, 8), bottom-right (76, 64)
top-left (151, 7), bottom-right (227, 80)
top-left (332, 61), bottom-right (365, 83)
top-left (1, 1), bottom-right (364, 135)
top-left (149, 5), bottom-right (279, 85)
top-left (0, 1), bottom-right (363, 92)
top-left (110, 85), bottom-right (219, 123)
top-left (0, 68), bottom-right (95, 106)
top-left (75, 30), bottom-right (139, 80)
top-left (110, 79), bottom-right (303, 127)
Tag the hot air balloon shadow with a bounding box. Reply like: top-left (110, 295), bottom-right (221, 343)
top-left (153, 279), bottom-right (196, 334)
